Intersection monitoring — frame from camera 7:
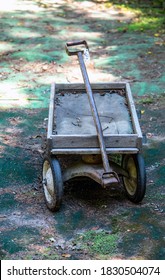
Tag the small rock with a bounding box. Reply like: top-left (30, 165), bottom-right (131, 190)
top-left (42, 65), bottom-right (48, 71)
top-left (49, 237), bottom-right (55, 243)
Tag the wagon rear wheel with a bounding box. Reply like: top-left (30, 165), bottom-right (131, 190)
top-left (42, 156), bottom-right (63, 211)
top-left (122, 154), bottom-right (146, 203)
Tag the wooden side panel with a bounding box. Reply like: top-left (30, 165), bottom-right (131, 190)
top-left (125, 83), bottom-right (143, 149)
top-left (51, 147), bottom-right (139, 155)
top-left (47, 83), bottom-right (55, 139)
top-left (50, 134), bottom-right (138, 149)
top-left (55, 82), bottom-right (126, 92)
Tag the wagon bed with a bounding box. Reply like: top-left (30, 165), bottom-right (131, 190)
top-left (47, 82), bottom-right (143, 155)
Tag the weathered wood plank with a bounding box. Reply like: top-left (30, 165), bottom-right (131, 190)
top-left (125, 83), bottom-right (143, 149)
top-left (55, 82), bottom-right (126, 92)
top-left (126, 83), bottom-right (142, 136)
top-left (49, 134), bottom-right (138, 149)
top-left (47, 83), bottom-right (55, 139)
top-left (51, 147), bottom-right (139, 155)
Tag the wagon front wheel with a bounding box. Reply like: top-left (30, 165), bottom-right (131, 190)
top-left (42, 156), bottom-right (63, 211)
top-left (122, 154), bottom-right (146, 203)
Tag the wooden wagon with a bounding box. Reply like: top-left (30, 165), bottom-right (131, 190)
top-left (42, 42), bottom-right (146, 211)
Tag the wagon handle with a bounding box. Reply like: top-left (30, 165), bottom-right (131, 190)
top-left (65, 40), bottom-right (119, 186)
top-left (65, 40), bottom-right (89, 56)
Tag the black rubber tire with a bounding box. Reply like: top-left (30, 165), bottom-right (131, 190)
top-left (122, 154), bottom-right (146, 203)
top-left (42, 156), bottom-right (63, 211)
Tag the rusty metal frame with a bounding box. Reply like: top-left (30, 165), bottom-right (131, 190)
top-left (63, 160), bottom-right (128, 188)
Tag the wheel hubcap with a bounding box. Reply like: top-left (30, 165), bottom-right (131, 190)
top-left (124, 157), bottom-right (137, 196)
top-left (43, 161), bottom-right (55, 203)
top-left (45, 168), bottom-right (54, 196)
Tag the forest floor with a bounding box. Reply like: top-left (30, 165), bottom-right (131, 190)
top-left (0, 0), bottom-right (165, 260)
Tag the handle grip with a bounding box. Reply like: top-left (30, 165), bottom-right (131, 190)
top-left (65, 40), bottom-right (89, 56)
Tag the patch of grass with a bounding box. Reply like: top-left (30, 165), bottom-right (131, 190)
top-left (105, 1), bottom-right (165, 33)
top-left (80, 230), bottom-right (119, 255)
top-left (137, 96), bottom-right (155, 104)
top-left (22, 247), bottom-right (60, 260)
top-left (41, 248), bottom-right (60, 260)
top-left (136, 93), bottom-right (165, 105)
top-left (118, 15), bottom-right (165, 33)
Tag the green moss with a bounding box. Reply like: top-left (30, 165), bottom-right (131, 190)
top-left (137, 97), bottom-right (154, 104)
top-left (41, 248), bottom-right (60, 260)
top-left (136, 94), bottom-right (165, 104)
top-left (0, 227), bottom-right (39, 255)
top-left (81, 230), bottom-right (119, 255)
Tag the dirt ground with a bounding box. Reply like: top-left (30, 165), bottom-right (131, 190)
top-left (0, 0), bottom-right (165, 260)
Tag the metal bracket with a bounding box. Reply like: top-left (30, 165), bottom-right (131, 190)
top-left (101, 171), bottom-right (119, 188)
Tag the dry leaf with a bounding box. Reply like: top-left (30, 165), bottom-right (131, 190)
top-left (62, 253), bottom-right (71, 258)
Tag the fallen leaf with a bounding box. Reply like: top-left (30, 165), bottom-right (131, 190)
top-left (91, 226), bottom-right (99, 231)
top-left (62, 253), bottom-right (71, 258)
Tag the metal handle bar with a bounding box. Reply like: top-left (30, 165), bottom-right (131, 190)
top-left (77, 51), bottom-right (111, 173)
top-left (65, 40), bottom-right (89, 56)
top-left (65, 41), bottom-right (119, 185)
